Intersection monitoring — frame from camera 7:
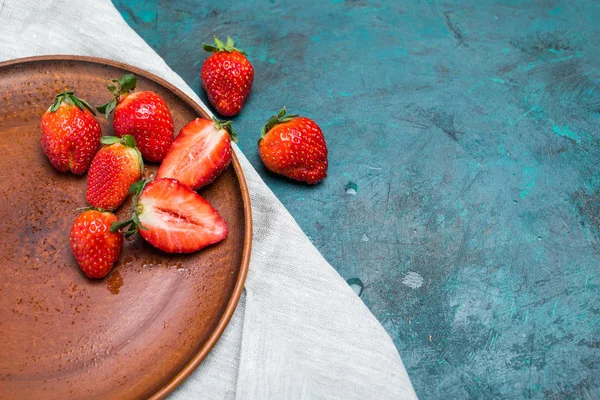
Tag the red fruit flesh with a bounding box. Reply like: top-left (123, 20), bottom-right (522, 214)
top-left (201, 51), bottom-right (254, 116)
top-left (259, 117), bottom-right (328, 184)
top-left (86, 142), bottom-right (142, 211)
top-left (69, 210), bottom-right (123, 279)
top-left (137, 178), bottom-right (228, 253)
top-left (156, 118), bottom-right (232, 190)
top-left (40, 103), bottom-right (101, 174)
top-left (113, 91), bottom-right (174, 162)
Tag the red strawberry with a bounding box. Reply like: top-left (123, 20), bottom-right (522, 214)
top-left (112, 179), bottom-right (228, 253)
top-left (258, 107), bottom-right (328, 184)
top-left (69, 209), bottom-right (123, 279)
top-left (97, 74), bottom-right (174, 162)
top-left (86, 135), bottom-right (143, 211)
top-left (156, 118), bottom-right (237, 190)
top-left (40, 91), bottom-right (101, 174)
top-left (201, 36), bottom-right (254, 116)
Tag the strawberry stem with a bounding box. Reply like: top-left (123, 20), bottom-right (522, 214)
top-left (49, 91), bottom-right (96, 115)
top-left (202, 36), bottom-right (247, 55)
top-left (212, 117), bottom-right (238, 143)
top-left (109, 179), bottom-right (149, 237)
top-left (260, 107), bottom-right (299, 138)
top-left (97, 74), bottom-right (137, 118)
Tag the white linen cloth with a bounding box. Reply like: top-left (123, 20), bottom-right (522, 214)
top-left (0, 0), bottom-right (417, 398)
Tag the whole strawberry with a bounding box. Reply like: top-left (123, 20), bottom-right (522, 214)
top-left (40, 91), bottom-right (101, 174)
top-left (86, 135), bottom-right (143, 211)
top-left (201, 36), bottom-right (254, 116)
top-left (69, 209), bottom-right (123, 279)
top-left (258, 107), bottom-right (328, 184)
top-left (97, 74), bottom-right (174, 162)
top-left (156, 118), bottom-right (237, 190)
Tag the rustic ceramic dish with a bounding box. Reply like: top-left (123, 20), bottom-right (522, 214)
top-left (0, 56), bottom-right (251, 400)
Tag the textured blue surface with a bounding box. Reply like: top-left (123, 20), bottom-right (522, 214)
top-left (114, 1), bottom-right (600, 398)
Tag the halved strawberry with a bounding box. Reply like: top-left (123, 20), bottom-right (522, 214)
top-left (112, 178), bottom-right (228, 253)
top-left (156, 118), bottom-right (237, 190)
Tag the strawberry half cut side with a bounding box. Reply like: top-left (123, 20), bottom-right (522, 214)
top-left (111, 178), bottom-right (228, 253)
top-left (156, 117), bottom-right (237, 190)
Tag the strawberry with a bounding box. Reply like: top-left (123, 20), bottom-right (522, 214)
top-left (258, 107), bottom-right (328, 184)
top-left (97, 74), bottom-right (174, 162)
top-left (156, 118), bottom-right (237, 190)
top-left (86, 135), bottom-right (143, 211)
top-left (112, 179), bottom-right (228, 253)
top-left (69, 209), bottom-right (123, 279)
top-left (40, 91), bottom-right (101, 174)
top-left (201, 36), bottom-right (254, 116)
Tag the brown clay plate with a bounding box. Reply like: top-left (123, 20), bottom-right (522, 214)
top-left (0, 56), bottom-right (251, 399)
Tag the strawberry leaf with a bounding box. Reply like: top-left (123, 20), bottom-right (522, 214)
top-left (204, 36), bottom-right (247, 55)
top-left (76, 97), bottom-right (96, 115)
top-left (75, 206), bottom-right (107, 213)
top-left (107, 83), bottom-right (118, 95)
top-left (213, 117), bottom-right (238, 143)
top-left (225, 36), bottom-right (234, 51)
top-left (96, 103), bottom-right (108, 114)
top-left (100, 135), bottom-right (121, 145)
top-left (261, 107), bottom-right (299, 137)
top-left (214, 36), bottom-right (225, 49)
top-left (122, 134), bottom-right (137, 148)
top-left (66, 93), bottom-right (96, 115)
top-left (110, 219), bottom-right (133, 233)
top-left (261, 115), bottom-right (279, 137)
top-left (104, 99), bottom-right (117, 117)
top-left (49, 91), bottom-right (96, 115)
top-left (68, 95), bottom-right (83, 109)
top-left (97, 99), bottom-right (117, 118)
top-left (49, 93), bottom-right (64, 112)
top-left (119, 74), bottom-right (137, 93)
top-left (202, 43), bottom-right (218, 52)
top-left (100, 74), bottom-right (137, 112)
top-left (129, 179), bottom-right (147, 195)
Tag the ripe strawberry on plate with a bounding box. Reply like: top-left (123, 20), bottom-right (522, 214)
top-left (86, 135), bottom-right (143, 211)
top-left (112, 178), bottom-right (228, 253)
top-left (258, 107), bottom-right (328, 184)
top-left (70, 209), bottom-right (123, 279)
top-left (156, 118), bottom-right (237, 190)
top-left (202, 36), bottom-right (254, 116)
top-left (40, 91), bottom-right (101, 174)
top-left (97, 74), bottom-right (174, 162)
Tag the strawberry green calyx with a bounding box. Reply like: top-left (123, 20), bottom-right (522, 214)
top-left (100, 135), bottom-right (144, 173)
top-left (260, 107), bottom-right (299, 138)
top-left (109, 179), bottom-right (148, 237)
top-left (49, 91), bottom-right (96, 115)
top-left (100, 134), bottom-right (135, 147)
top-left (202, 36), bottom-right (247, 55)
top-left (96, 74), bottom-right (137, 118)
top-left (75, 206), bottom-right (110, 213)
top-left (212, 117), bottom-right (238, 143)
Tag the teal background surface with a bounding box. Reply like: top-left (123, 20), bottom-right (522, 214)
top-left (113, 1), bottom-right (600, 398)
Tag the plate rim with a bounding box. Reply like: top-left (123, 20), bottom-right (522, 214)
top-left (0, 55), bottom-right (252, 400)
